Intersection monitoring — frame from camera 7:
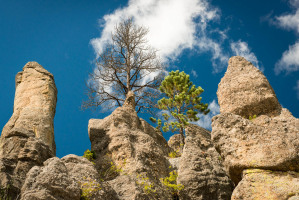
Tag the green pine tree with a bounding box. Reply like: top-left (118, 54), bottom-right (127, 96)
top-left (150, 70), bottom-right (209, 146)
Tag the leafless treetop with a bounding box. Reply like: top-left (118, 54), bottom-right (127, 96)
top-left (83, 19), bottom-right (164, 113)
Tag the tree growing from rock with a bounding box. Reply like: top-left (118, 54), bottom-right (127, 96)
top-left (150, 70), bottom-right (209, 145)
top-left (83, 18), bottom-right (163, 113)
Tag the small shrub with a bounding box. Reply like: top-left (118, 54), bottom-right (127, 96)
top-left (80, 177), bottom-right (101, 200)
top-left (136, 173), bottom-right (157, 195)
top-left (249, 115), bottom-right (257, 120)
top-left (160, 171), bottom-right (184, 196)
top-left (99, 158), bottom-right (126, 181)
top-left (83, 149), bottom-right (96, 164)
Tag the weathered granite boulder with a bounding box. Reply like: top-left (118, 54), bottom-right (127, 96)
top-left (217, 56), bottom-right (281, 117)
top-left (21, 157), bottom-right (80, 200)
top-left (88, 92), bottom-right (173, 199)
top-left (0, 62), bottom-right (56, 199)
top-left (21, 155), bottom-right (117, 200)
top-left (177, 124), bottom-right (233, 200)
top-left (212, 108), bottom-right (299, 184)
top-left (231, 169), bottom-right (299, 200)
top-left (168, 134), bottom-right (182, 153)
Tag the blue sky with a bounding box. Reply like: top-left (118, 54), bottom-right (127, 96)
top-left (0, 0), bottom-right (298, 158)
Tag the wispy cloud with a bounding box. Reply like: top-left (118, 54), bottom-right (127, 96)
top-left (191, 69), bottom-right (198, 77)
top-left (194, 99), bottom-right (220, 130)
top-left (230, 40), bottom-right (262, 71)
top-left (273, 0), bottom-right (299, 74)
top-left (90, 0), bottom-right (230, 72)
top-left (275, 42), bottom-right (299, 74)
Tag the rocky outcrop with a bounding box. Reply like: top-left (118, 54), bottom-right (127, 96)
top-left (231, 169), bottom-right (299, 200)
top-left (0, 62), bottom-right (57, 198)
top-left (212, 110), bottom-right (299, 183)
top-left (21, 157), bottom-right (80, 200)
top-left (217, 56), bottom-right (281, 117)
top-left (212, 56), bottom-right (299, 199)
top-left (88, 92), bottom-right (173, 199)
top-left (21, 155), bottom-right (117, 200)
top-left (178, 124), bottom-right (233, 200)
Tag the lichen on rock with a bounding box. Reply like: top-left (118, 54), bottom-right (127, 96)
top-left (231, 169), bottom-right (299, 200)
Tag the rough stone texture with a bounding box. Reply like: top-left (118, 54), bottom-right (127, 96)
top-left (217, 56), bottom-right (281, 117)
top-left (88, 93), bottom-right (173, 200)
top-left (168, 157), bottom-right (180, 170)
top-left (1, 62), bottom-right (57, 154)
top-left (168, 134), bottom-right (182, 153)
top-left (0, 62), bottom-right (57, 198)
top-left (212, 56), bottom-right (299, 199)
top-left (211, 110), bottom-right (299, 184)
top-left (231, 169), bottom-right (299, 200)
top-left (61, 155), bottom-right (117, 200)
top-left (21, 157), bottom-right (80, 200)
top-left (177, 124), bottom-right (233, 200)
top-left (21, 155), bottom-right (117, 200)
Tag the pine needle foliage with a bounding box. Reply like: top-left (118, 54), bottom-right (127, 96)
top-left (151, 70), bottom-right (209, 145)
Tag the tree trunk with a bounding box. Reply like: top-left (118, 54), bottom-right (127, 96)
top-left (179, 127), bottom-right (185, 152)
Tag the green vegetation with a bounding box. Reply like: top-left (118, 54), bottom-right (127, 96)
top-left (83, 149), bottom-right (96, 165)
top-left (136, 173), bottom-right (157, 196)
top-left (249, 115), bottom-right (257, 120)
top-left (80, 177), bottom-right (101, 200)
top-left (0, 183), bottom-right (13, 200)
top-left (99, 157), bottom-right (126, 181)
top-left (151, 70), bottom-right (209, 145)
top-left (160, 170), bottom-right (184, 197)
top-left (168, 149), bottom-right (181, 158)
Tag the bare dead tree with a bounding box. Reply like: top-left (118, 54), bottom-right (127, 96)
top-left (83, 19), bottom-right (164, 113)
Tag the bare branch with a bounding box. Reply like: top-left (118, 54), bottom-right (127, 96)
top-left (83, 18), bottom-right (164, 113)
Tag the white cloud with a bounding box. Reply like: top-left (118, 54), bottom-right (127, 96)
top-left (193, 99), bottom-right (220, 130)
top-left (90, 0), bottom-right (229, 71)
top-left (275, 41), bottom-right (299, 74)
top-left (275, 7), bottom-right (299, 33)
top-left (230, 40), bottom-right (262, 71)
top-left (191, 69), bottom-right (198, 77)
top-left (274, 0), bottom-right (299, 74)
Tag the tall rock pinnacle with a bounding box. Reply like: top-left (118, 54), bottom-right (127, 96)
top-left (1, 62), bottom-right (57, 155)
top-left (0, 62), bottom-right (57, 198)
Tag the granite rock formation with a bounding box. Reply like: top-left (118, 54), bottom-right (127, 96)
top-left (212, 56), bottom-right (299, 199)
top-left (0, 62), bottom-right (57, 199)
top-left (212, 110), bottom-right (299, 183)
top-left (21, 155), bottom-right (117, 200)
top-left (217, 56), bottom-right (281, 117)
top-left (88, 91), bottom-right (173, 199)
top-left (178, 124), bottom-right (233, 200)
top-left (231, 169), bottom-right (299, 200)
